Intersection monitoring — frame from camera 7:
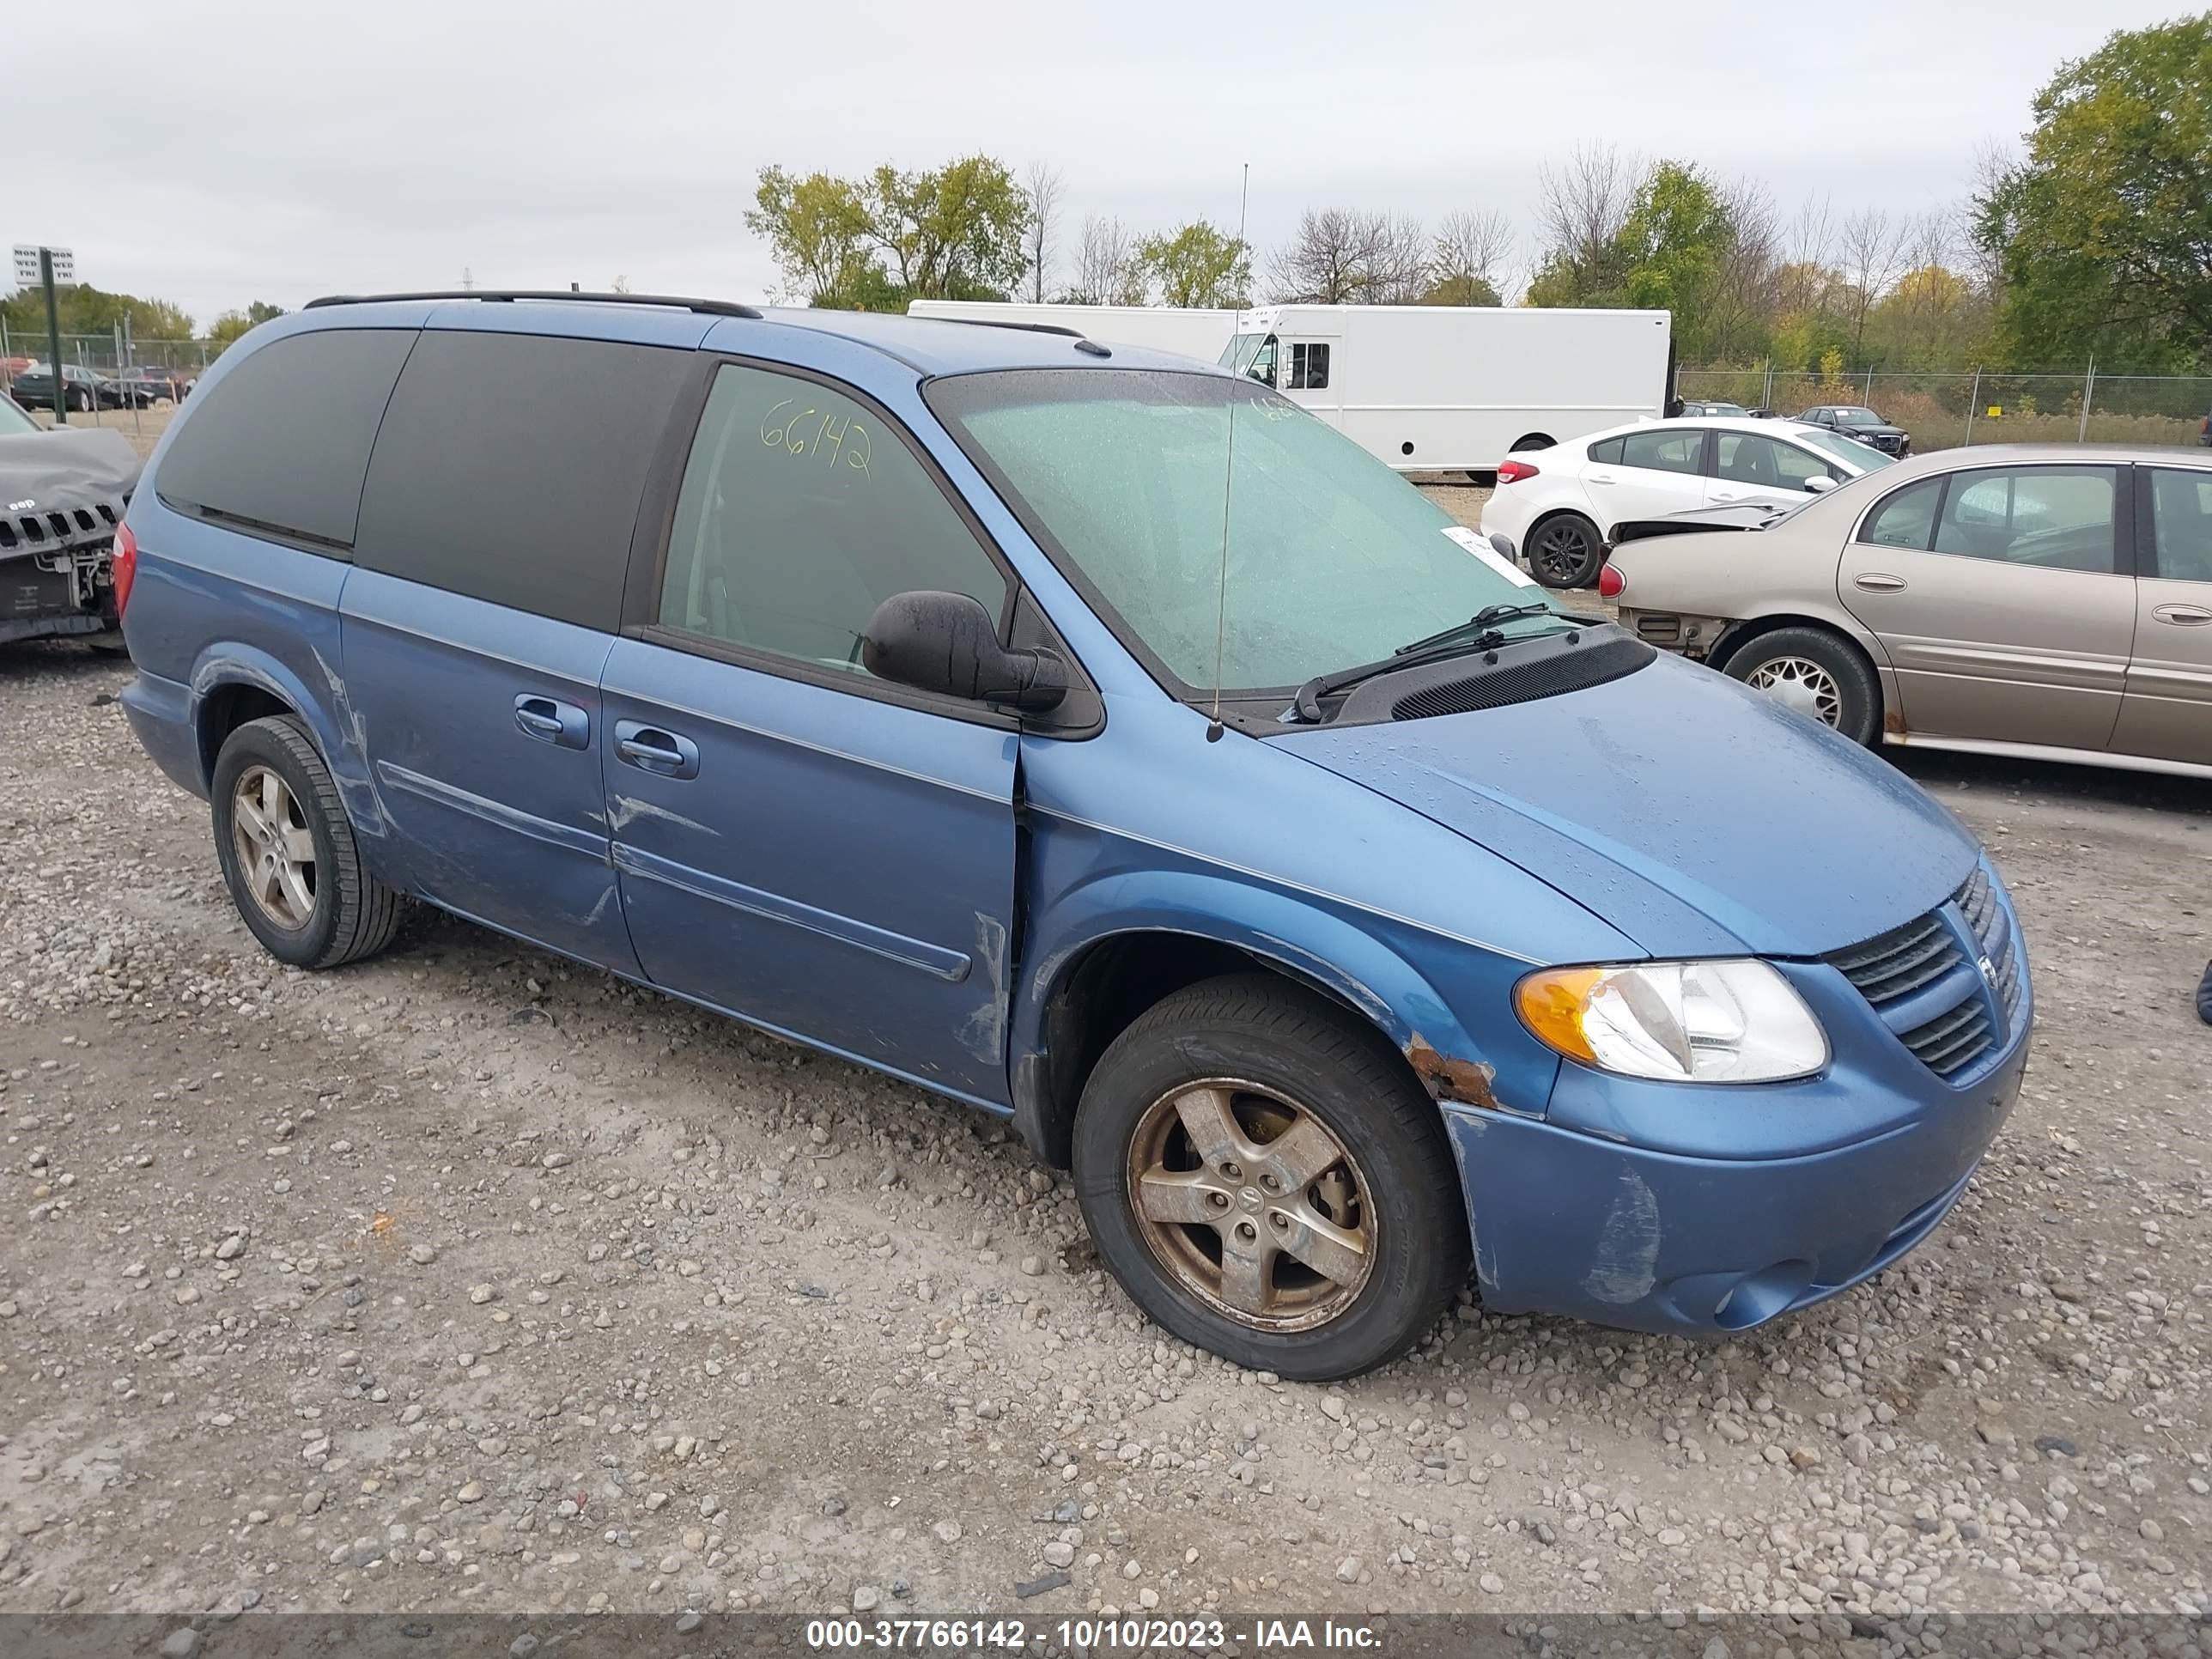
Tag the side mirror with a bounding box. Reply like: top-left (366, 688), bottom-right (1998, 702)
top-left (1803, 475), bottom-right (1837, 494)
top-left (861, 591), bottom-right (1069, 713)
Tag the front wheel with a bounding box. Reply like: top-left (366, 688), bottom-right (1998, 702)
top-left (1528, 512), bottom-right (1604, 589)
top-left (68, 388), bottom-right (91, 413)
top-left (1721, 625), bottom-right (1881, 746)
top-left (1072, 975), bottom-right (1470, 1381)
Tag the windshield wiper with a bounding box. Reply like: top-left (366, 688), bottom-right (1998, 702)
top-left (1393, 601), bottom-right (1555, 658)
top-left (1289, 604), bottom-right (1567, 724)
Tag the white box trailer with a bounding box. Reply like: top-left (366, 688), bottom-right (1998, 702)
top-left (906, 300), bottom-right (1238, 362)
top-left (1223, 304), bottom-right (1674, 477)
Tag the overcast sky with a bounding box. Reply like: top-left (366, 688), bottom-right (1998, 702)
top-left (10, 0), bottom-right (2185, 330)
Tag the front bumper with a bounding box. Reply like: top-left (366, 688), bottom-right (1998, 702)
top-left (1449, 876), bottom-right (2031, 1334)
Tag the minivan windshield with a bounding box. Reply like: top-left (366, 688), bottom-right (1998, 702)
top-left (928, 368), bottom-right (1559, 695)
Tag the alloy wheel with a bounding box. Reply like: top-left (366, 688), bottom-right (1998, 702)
top-left (1533, 520), bottom-right (1593, 583)
top-left (229, 765), bottom-right (319, 928)
top-left (1125, 1079), bottom-right (1375, 1332)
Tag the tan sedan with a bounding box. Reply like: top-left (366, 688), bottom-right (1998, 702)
top-left (1602, 443), bottom-right (2212, 779)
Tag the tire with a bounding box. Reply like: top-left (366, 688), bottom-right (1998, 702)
top-left (1508, 434), bottom-right (1552, 453)
top-left (68, 389), bottom-right (90, 413)
top-left (1720, 625), bottom-right (1881, 746)
top-left (210, 714), bottom-right (406, 969)
top-left (1527, 512), bottom-right (1604, 589)
top-left (1071, 973), bottom-right (1470, 1381)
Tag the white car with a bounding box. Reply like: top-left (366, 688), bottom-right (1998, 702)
top-left (1478, 416), bottom-right (1897, 588)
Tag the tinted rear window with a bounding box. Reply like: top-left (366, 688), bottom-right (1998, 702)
top-left (353, 331), bottom-right (691, 630)
top-left (155, 328), bottom-right (416, 549)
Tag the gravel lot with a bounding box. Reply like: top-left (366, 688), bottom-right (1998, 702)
top-left (0, 483), bottom-right (2207, 1632)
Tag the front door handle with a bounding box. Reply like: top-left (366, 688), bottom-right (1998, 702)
top-left (614, 720), bottom-right (700, 780)
top-left (2152, 603), bottom-right (2212, 625)
top-left (514, 695), bottom-right (590, 750)
top-left (1854, 573), bottom-right (1908, 592)
top-left (1711, 489), bottom-right (1741, 501)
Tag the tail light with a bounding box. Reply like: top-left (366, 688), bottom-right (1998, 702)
top-left (112, 521), bottom-right (138, 617)
top-left (1597, 562), bottom-right (1625, 599)
top-left (1496, 459), bottom-right (1540, 485)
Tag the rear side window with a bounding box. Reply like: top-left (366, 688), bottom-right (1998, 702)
top-left (1620, 428), bottom-right (1704, 474)
top-left (1858, 477), bottom-right (1943, 550)
top-left (155, 328), bottom-right (415, 550)
top-left (2148, 468), bottom-right (2212, 581)
top-left (354, 331), bottom-right (691, 630)
top-left (1588, 436), bottom-right (1624, 465)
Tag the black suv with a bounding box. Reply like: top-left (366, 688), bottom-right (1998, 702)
top-left (1795, 404), bottom-right (1911, 456)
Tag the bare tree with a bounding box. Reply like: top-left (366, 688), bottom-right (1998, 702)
top-left (1960, 139), bottom-right (2015, 304)
top-left (1774, 195), bottom-right (1838, 320)
top-left (1022, 163), bottom-right (1063, 304)
top-left (1367, 213), bottom-right (1431, 303)
top-left (1070, 214), bottom-right (1139, 306)
top-left (1705, 180), bottom-right (1781, 360)
top-left (1271, 209), bottom-right (1431, 304)
top-left (1836, 206), bottom-right (1912, 349)
top-left (1534, 144), bottom-right (1646, 286)
top-left (1270, 209), bottom-right (1375, 304)
top-left (1431, 209), bottom-right (1514, 301)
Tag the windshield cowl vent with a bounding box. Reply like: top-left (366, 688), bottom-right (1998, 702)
top-left (1382, 631), bottom-right (1656, 722)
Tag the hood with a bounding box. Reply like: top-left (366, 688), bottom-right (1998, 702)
top-left (1843, 422), bottom-right (1906, 438)
top-left (0, 427), bottom-right (141, 511)
top-left (1275, 651), bottom-right (1978, 958)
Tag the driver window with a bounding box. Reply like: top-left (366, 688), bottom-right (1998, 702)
top-left (1931, 466), bottom-right (2117, 574)
top-left (657, 364), bottom-right (1007, 672)
top-left (1246, 337), bottom-right (1279, 388)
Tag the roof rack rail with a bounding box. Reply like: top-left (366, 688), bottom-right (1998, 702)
top-left (302, 289), bottom-right (764, 320)
top-left (924, 317), bottom-right (1085, 338)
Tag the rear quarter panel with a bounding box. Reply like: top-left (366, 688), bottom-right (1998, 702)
top-left (1612, 519), bottom-right (1884, 655)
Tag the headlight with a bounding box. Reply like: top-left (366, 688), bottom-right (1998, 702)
top-left (1515, 960), bottom-right (1828, 1084)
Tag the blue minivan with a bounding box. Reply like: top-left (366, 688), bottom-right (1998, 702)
top-left (117, 293), bottom-right (2029, 1379)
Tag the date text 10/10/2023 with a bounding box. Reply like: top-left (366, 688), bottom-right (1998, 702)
top-left (804, 1619), bottom-right (1383, 1650)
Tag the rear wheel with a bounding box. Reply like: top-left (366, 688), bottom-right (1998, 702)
top-left (1072, 974), bottom-right (1469, 1381)
top-left (1528, 512), bottom-right (1603, 589)
top-left (1721, 625), bottom-right (1880, 746)
top-left (211, 714), bottom-right (407, 969)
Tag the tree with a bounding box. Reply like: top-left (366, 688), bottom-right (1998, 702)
top-left (1526, 144), bottom-right (1647, 306)
top-left (0, 283), bottom-right (195, 343)
top-left (1425, 210), bottom-right (1512, 306)
top-left (858, 157), bottom-right (1030, 303)
top-left (1067, 215), bottom-right (1139, 305)
top-left (745, 155), bottom-right (1030, 310)
top-left (1270, 209), bottom-right (1429, 304)
top-left (1022, 163), bottom-right (1062, 304)
top-left (744, 167), bottom-right (874, 305)
top-left (1133, 222), bottom-right (1251, 308)
top-left (1613, 162), bottom-right (1735, 357)
top-left (206, 301), bottom-right (286, 349)
top-left (1977, 15), bottom-right (2212, 370)
top-left (1834, 207), bottom-right (1911, 353)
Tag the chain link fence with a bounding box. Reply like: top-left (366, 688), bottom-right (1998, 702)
top-left (1676, 367), bottom-right (2212, 453)
top-left (0, 327), bottom-right (222, 376)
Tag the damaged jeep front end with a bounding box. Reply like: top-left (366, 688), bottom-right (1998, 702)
top-left (1, 425), bottom-right (141, 647)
